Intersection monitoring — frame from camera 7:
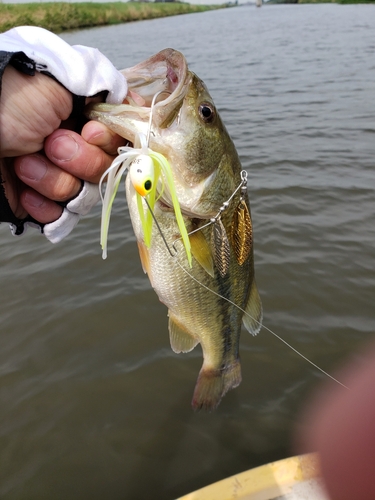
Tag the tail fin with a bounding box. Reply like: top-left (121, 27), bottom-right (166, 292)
top-left (191, 361), bottom-right (242, 411)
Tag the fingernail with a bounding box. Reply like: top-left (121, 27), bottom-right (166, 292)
top-left (51, 135), bottom-right (79, 162)
top-left (19, 156), bottom-right (48, 181)
top-left (24, 191), bottom-right (45, 208)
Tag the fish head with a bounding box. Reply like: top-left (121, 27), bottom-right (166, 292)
top-left (87, 48), bottom-right (241, 219)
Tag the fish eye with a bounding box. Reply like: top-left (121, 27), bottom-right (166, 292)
top-left (199, 103), bottom-right (215, 123)
top-left (144, 180), bottom-right (152, 191)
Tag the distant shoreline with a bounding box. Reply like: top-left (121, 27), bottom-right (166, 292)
top-left (1, 1), bottom-right (372, 36)
top-left (0, 2), bottom-right (229, 34)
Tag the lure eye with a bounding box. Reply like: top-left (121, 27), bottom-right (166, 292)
top-left (199, 103), bottom-right (215, 123)
top-left (129, 154), bottom-right (155, 197)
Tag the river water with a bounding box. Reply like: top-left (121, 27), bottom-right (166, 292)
top-left (1, 4), bottom-right (374, 499)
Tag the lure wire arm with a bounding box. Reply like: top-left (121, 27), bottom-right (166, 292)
top-left (209, 169), bottom-right (248, 224)
top-left (144, 197), bottom-right (177, 258)
top-left (171, 170), bottom-right (248, 255)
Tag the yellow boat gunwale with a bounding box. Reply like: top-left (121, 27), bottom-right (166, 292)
top-left (176, 453), bottom-right (323, 500)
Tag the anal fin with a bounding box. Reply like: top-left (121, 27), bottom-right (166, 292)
top-left (242, 280), bottom-right (263, 336)
top-left (168, 313), bottom-right (199, 353)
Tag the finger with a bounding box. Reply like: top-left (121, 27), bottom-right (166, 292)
top-left (0, 158), bottom-right (28, 219)
top-left (14, 154), bottom-right (81, 202)
top-left (20, 188), bottom-right (63, 224)
top-left (44, 129), bottom-right (122, 183)
top-left (81, 121), bottom-right (126, 155)
top-left (298, 348), bottom-right (375, 500)
top-left (0, 67), bottom-right (72, 157)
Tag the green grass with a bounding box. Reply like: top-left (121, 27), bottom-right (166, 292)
top-left (0, 2), bottom-right (227, 34)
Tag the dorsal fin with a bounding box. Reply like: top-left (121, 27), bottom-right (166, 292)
top-left (189, 231), bottom-right (214, 277)
top-left (168, 313), bottom-right (199, 353)
top-left (242, 280), bottom-right (263, 336)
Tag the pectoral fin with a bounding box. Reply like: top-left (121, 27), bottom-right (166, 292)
top-left (189, 231), bottom-right (214, 277)
top-left (242, 280), bottom-right (263, 336)
top-left (168, 313), bottom-right (199, 353)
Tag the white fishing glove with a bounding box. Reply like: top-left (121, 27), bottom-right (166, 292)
top-left (0, 26), bottom-right (127, 243)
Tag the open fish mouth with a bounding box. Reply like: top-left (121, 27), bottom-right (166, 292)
top-left (86, 49), bottom-right (190, 146)
top-left (119, 48), bottom-right (190, 130)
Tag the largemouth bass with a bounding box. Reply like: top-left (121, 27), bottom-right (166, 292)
top-left (88, 49), bottom-right (263, 410)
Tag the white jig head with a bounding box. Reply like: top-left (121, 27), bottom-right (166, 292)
top-left (129, 154), bottom-right (155, 197)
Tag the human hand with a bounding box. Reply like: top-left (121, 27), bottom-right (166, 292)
top-left (11, 121), bottom-right (126, 224)
top-left (0, 66), bottom-right (125, 234)
top-left (0, 26), bottom-right (127, 241)
top-left (0, 66), bottom-right (124, 220)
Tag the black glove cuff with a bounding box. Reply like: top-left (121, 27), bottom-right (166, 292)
top-left (0, 51), bottom-right (38, 233)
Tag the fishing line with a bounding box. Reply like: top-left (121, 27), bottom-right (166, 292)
top-left (146, 90), bottom-right (171, 146)
top-left (145, 199), bottom-right (349, 391)
top-left (170, 240), bottom-right (349, 390)
top-left (144, 198), bottom-right (176, 258)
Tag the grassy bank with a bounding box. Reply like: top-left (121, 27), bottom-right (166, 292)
top-left (0, 2), bottom-right (226, 34)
